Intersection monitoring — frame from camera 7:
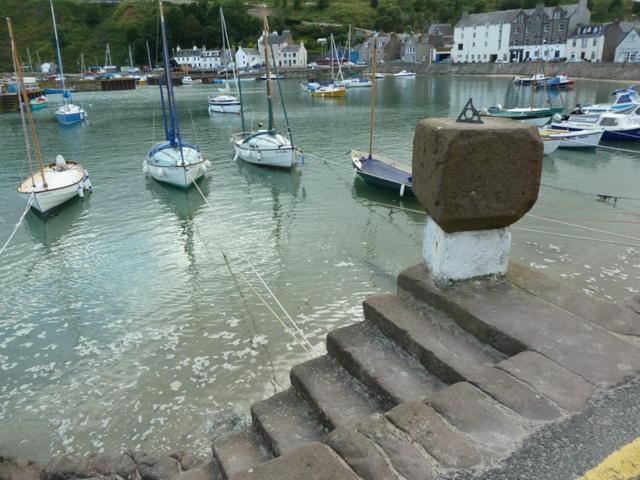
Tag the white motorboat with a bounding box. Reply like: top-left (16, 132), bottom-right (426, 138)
top-left (182, 76), bottom-right (193, 85)
top-left (232, 11), bottom-right (300, 169)
top-left (394, 70), bottom-right (416, 77)
top-left (551, 112), bottom-right (640, 142)
top-left (7, 18), bottom-right (91, 214)
top-left (144, 1), bottom-right (210, 188)
top-left (346, 78), bottom-right (372, 88)
top-left (513, 73), bottom-right (546, 85)
top-left (539, 127), bottom-right (603, 148)
top-left (576, 86), bottom-right (640, 115)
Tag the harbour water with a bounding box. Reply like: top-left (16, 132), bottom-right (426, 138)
top-left (0, 76), bottom-right (639, 461)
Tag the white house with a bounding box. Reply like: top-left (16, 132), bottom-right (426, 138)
top-left (566, 23), bottom-right (622, 62)
top-left (615, 28), bottom-right (640, 63)
top-left (173, 46), bottom-right (226, 71)
top-left (281, 44), bottom-right (307, 67)
top-left (453, 10), bottom-right (518, 63)
top-left (236, 47), bottom-right (261, 69)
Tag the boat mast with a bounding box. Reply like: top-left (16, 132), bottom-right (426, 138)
top-left (146, 40), bottom-right (153, 70)
top-left (7, 17), bottom-right (47, 188)
top-left (159, 0), bottom-right (182, 145)
top-left (368, 36), bottom-right (378, 159)
top-left (347, 25), bottom-right (351, 71)
top-left (262, 10), bottom-right (274, 132)
top-left (27, 47), bottom-right (34, 72)
top-left (129, 45), bottom-right (134, 68)
top-left (49, 0), bottom-right (66, 91)
top-left (330, 33), bottom-right (334, 80)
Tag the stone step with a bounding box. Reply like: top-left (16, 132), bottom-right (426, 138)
top-left (290, 355), bottom-right (382, 431)
top-left (363, 293), bottom-right (501, 385)
top-left (250, 387), bottom-right (326, 457)
top-left (364, 294), bottom-right (562, 421)
top-left (398, 263), bottom-right (640, 388)
top-left (327, 321), bottom-right (445, 409)
top-left (211, 427), bottom-right (272, 480)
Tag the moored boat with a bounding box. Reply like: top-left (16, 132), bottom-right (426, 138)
top-left (539, 127), bottom-right (603, 148)
top-left (208, 8), bottom-right (242, 114)
top-left (28, 95), bottom-right (48, 111)
top-left (7, 17), bottom-right (91, 214)
top-left (542, 137), bottom-right (561, 155)
top-left (144, 1), bottom-right (210, 188)
top-left (513, 73), bottom-right (546, 85)
top-left (576, 86), bottom-right (640, 115)
top-left (308, 84), bottom-right (346, 97)
top-left (482, 104), bottom-right (564, 126)
top-left (551, 112), bottom-right (640, 142)
top-left (539, 74), bottom-right (575, 89)
top-left (394, 70), bottom-right (416, 78)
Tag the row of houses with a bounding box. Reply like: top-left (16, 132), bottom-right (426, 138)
top-left (451, 0), bottom-right (640, 64)
top-left (172, 30), bottom-right (307, 71)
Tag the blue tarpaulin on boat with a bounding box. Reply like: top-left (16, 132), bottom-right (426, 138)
top-left (358, 156), bottom-right (412, 186)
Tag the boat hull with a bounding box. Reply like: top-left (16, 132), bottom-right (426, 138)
top-left (55, 104), bottom-right (87, 125)
top-left (232, 132), bottom-right (297, 168)
top-left (551, 124), bottom-right (640, 142)
top-left (145, 143), bottom-right (208, 188)
top-left (17, 162), bottom-right (90, 214)
top-left (208, 102), bottom-right (241, 114)
top-left (350, 151), bottom-right (413, 197)
top-left (541, 129), bottom-right (603, 148)
top-left (309, 88), bottom-right (346, 97)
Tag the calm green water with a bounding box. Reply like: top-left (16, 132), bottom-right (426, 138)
top-left (0, 76), bottom-right (639, 460)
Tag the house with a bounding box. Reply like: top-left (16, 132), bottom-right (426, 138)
top-left (615, 28), bottom-right (640, 63)
top-left (566, 23), bottom-right (623, 62)
top-left (401, 34), bottom-right (419, 63)
top-left (236, 47), bottom-right (261, 69)
top-left (453, 9), bottom-right (519, 63)
top-left (509, 0), bottom-right (590, 63)
top-left (357, 35), bottom-right (401, 64)
top-left (281, 43), bottom-right (307, 67)
top-left (427, 24), bottom-right (454, 63)
top-left (173, 45), bottom-right (226, 71)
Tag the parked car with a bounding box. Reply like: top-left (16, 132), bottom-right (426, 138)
top-left (566, 58), bottom-right (585, 63)
top-left (308, 62), bottom-right (318, 69)
top-left (495, 59), bottom-right (508, 64)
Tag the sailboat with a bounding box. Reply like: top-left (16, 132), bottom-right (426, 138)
top-left (231, 10), bottom-right (301, 168)
top-left (143, 1), bottom-right (210, 188)
top-left (49, 0), bottom-right (87, 125)
top-left (306, 34), bottom-right (347, 97)
top-left (8, 17), bottom-right (92, 213)
top-left (208, 7), bottom-right (242, 114)
top-left (351, 35), bottom-right (412, 197)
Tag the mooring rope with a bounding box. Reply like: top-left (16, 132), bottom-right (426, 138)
top-left (187, 172), bottom-right (316, 355)
top-left (0, 194), bottom-right (34, 257)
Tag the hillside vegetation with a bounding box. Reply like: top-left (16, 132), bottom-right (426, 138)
top-left (0, 0), bottom-right (637, 72)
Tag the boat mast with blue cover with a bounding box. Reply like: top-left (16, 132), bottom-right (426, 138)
top-left (49, 0), bottom-right (86, 125)
top-left (143, 1), bottom-right (210, 188)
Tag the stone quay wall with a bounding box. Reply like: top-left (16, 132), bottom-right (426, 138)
top-left (377, 62), bottom-right (640, 82)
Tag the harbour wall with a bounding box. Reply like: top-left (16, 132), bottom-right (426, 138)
top-left (376, 61), bottom-right (640, 82)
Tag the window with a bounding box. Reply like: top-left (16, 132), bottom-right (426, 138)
top-left (559, 24), bottom-right (564, 32)
top-left (473, 32), bottom-right (476, 38)
top-left (572, 39), bottom-right (576, 47)
top-left (472, 42), bottom-right (475, 47)
top-left (525, 25), bottom-right (531, 33)
top-left (515, 27), bottom-right (520, 35)
top-left (458, 43), bottom-right (463, 50)
top-left (581, 38), bottom-right (587, 48)
top-left (485, 41), bottom-right (488, 47)
top-left (553, 10), bottom-right (560, 19)
top-left (543, 24), bottom-right (549, 33)
top-left (591, 51), bottom-right (595, 60)
top-left (593, 38), bottom-right (597, 46)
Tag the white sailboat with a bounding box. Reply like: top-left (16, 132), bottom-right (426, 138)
top-left (231, 10), bottom-right (300, 168)
top-left (143, 1), bottom-right (210, 188)
top-left (49, 0), bottom-right (87, 125)
top-left (209, 7), bottom-right (241, 114)
top-left (7, 17), bottom-right (92, 213)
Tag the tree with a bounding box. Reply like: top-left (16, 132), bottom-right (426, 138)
top-left (370, 0), bottom-right (379, 8)
top-left (317, 0), bottom-right (330, 9)
top-left (293, 0), bottom-right (302, 9)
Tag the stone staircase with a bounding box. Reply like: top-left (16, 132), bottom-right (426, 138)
top-left (205, 262), bottom-right (640, 480)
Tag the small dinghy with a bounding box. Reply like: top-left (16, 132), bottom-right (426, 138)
top-left (144, 1), bottom-right (210, 188)
top-left (7, 17), bottom-right (91, 214)
top-left (482, 104), bottom-right (564, 127)
top-left (208, 8), bottom-right (241, 114)
top-left (350, 35), bottom-right (412, 197)
top-left (29, 95), bottom-right (48, 111)
top-left (513, 73), bottom-right (546, 85)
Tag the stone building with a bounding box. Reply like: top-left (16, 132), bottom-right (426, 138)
top-left (235, 47), bottom-right (261, 69)
top-left (355, 35), bottom-right (401, 63)
top-left (427, 23), bottom-right (454, 62)
top-left (566, 23), bottom-right (623, 62)
top-left (256, 30), bottom-right (306, 68)
top-left (509, 0), bottom-right (590, 63)
top-left (453, 10), bottom-right (519, 63)
top-left (615, 28), bottom-right (640, 63)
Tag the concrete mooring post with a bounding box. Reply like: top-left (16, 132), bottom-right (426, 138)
top-left (412, 114), bottom-right (543, 284)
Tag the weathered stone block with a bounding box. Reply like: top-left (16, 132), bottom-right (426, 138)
top-left (326, 427), bottom-right (396, 480)
top-left (0, 457), bottom-right (41, 480)
top-left (412, 117), bottom-right (542, 233)
top-left (230, 443), bottom-right (359, 480)
top-left (130, 452), bottom-right (179, 480)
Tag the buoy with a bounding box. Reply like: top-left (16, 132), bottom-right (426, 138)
top-left (400, 184), bottom-right (406, 197)
top-left (83, 172), bottom-right (93, 192)
top-left (78, 185), bottom-right (84, 198)
top-left (233, 151), bottom-right (240, 162)
top-left (142, 161), bottom-right (149, 174)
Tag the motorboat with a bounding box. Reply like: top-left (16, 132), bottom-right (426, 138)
top-left (542, 138), bottom-right (561, 155)
top-left (482, 104), bottom-right (564, 127)
top-left (539, 74), bottom-right (575, 89)
top-left (575, 86), bottom-right (640, 115)
top-left (513, 73), bottom-right (546, 85)
top-left (551, 112), bottom-right (640, 142)
top-left (394, 70), bottom-right (416, 77)
top-left (208, 93), bottom-right (241, 113)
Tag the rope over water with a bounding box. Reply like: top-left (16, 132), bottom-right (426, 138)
top-left (0, 194), bottom-right (34, 257)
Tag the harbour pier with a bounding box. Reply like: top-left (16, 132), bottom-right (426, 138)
top-left (1, 113), bottom-right (640, 480)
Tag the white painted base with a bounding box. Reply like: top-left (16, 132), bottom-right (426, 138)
top-left (423, 217), bottom-right (511, 283)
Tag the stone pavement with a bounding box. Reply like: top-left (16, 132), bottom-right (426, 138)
top-left (5, 261), bottom-right (638, 480)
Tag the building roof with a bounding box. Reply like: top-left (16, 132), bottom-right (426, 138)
top-left (457, 9), bottom-right (520, 27)
top-left (427, 24), bottom-right (453, 37)
top-left (239, 47), bottom-right (259, 56)
top-left (175, 48), bottom-right (201, 57)
top-left (616, 27), bottom-right (640, 47)
top-left (282, 44), bottom-right (303, 53)
top-left (259, 31), bottom-right (292, 45)
top-left (569, 23), bottom-right (616, 39)
top-left (619, 20), bottom-right (640, 33)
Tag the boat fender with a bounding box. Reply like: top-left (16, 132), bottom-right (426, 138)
top-left (142, 161), bottom-right (150, 175)
top-left (299, 154), bottom-right (304, 165)
top-left (157, 168), bottom-right (164, 177)
top-left (78, 185), bottom-right (84, 198)
top-left (204, 160), bottom-right (212, 170)
top-left (233, 150), bottom-right (240, 162)
top-left (83, 172), bottom-right (93, 192)
top-left (400, 184), bottom-right (406, 197)
top-left (353, 168), bottom-right (358, 179)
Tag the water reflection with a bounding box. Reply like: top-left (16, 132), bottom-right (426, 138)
top-left (24, 196), bottom-right (89, 248)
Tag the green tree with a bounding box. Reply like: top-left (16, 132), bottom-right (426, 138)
top-left (371, 0), bottom-right (379, 8)
top-left (317, 0), bottom-right (330, 10)
top-left (293, 0), bottom-right (302, 9)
